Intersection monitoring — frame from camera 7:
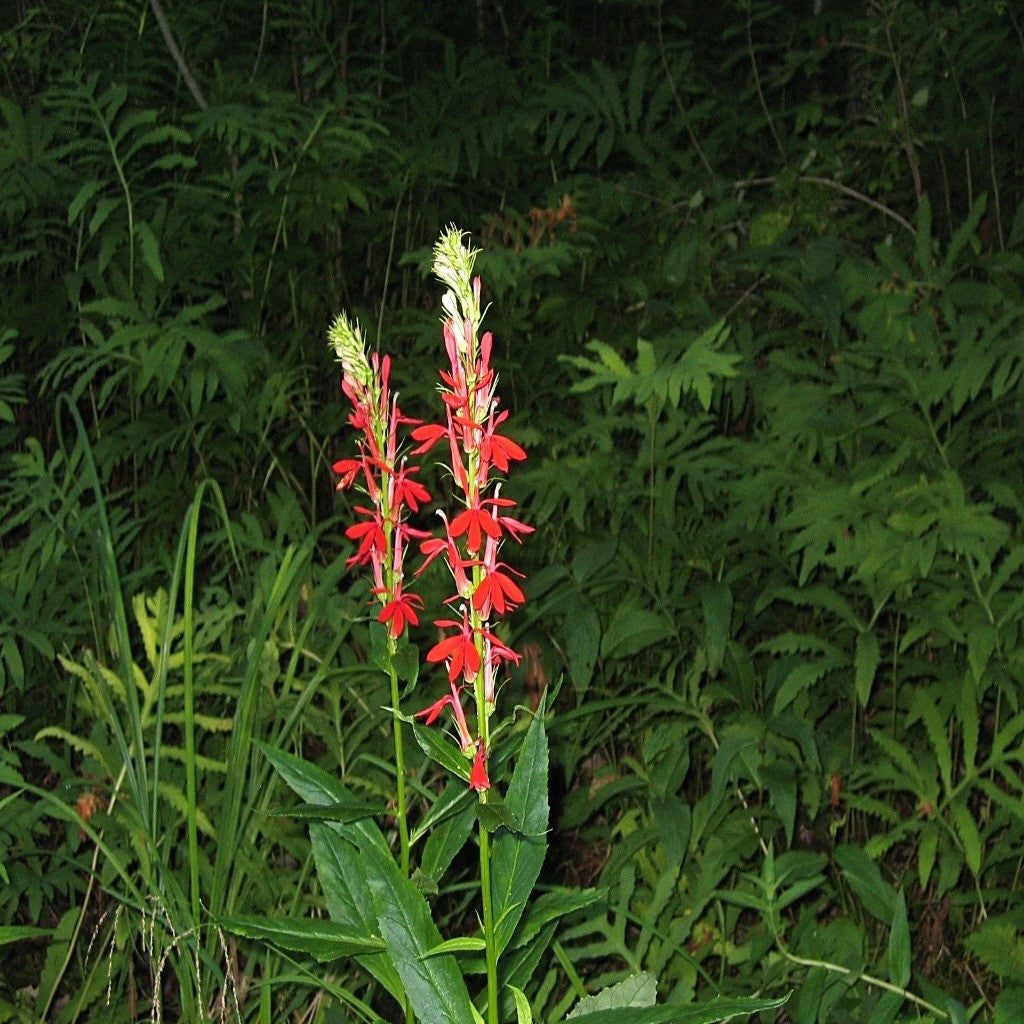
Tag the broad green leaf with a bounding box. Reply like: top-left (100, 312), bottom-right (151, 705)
top-left (362, 836), bottom-right (476, 1024)
top-left (509, 886), bottom-right (604, 951)
top-left (917, 824), bottom-right (938, 890)
top-left (309, 823), bottom-right (403, 1000)
top-left (220, 914), bottom-right (384, 962)
top-left (887, 890), bottom-right (911, 988)
top-left (491, 710), bottom-right (549, 954)
top-left (568, 973), bottom-right (657, 1017)
top-left (418, 790), bottom-right (475, 888)
top-left (257, 743), bottom-right (391, 858)
top-left (67, 179), bottom-right (105, 224)
top-left (0, 925), bottom-right (52, 946)
top-left (566, 601), bottom-right (601, 696)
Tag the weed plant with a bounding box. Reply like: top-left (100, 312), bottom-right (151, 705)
top-left (1, 1), bottom-right (1023, 1022)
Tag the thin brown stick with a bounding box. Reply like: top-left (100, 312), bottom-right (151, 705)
top-left (655, 0), bottom-right (715, 180)
top-left (885, 18), bottom-right (921, 200)
top-left (746, 9), bottom-right (785, 163)
top-left (732, 174), bottom-right (916, 236)
top-left (148, 0), bottom-right (207, 111)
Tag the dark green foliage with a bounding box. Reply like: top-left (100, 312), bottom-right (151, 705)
top-left (2, 0), bottom-right (1024, 1020)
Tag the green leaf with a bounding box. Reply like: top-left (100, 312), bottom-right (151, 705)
top-left (950, 799), bottom-right (982, 877)
top-left (994, 987), bottom-right (1024, 1024)
top-left (418, 787), bottom-right (475, 887)
top-left (68, 179), bottom-right (105, 225)
top-left (887, 890), bottom-right (911, 988)
top-left (568, 973), bottom-right (657, 1018)
top-left (491, 710), bottom-right (549, 954)
top-left (508, 886), bottom-right (604, 951)
top-left (275, 800), bottom-right (383, 823)
top-left (509, 984), bottom-right (533, 1024)
top-left (566, 994), bottom-right (788, 1024)
top-left (834, 845), bottom-right (895, 925)
top-left (308, 824), bottom-right (404, 999)
top-left (362, 835), bottom-right (477, 1024)
top-left (135, 220), bottom-right (164, 282)
top-left (411, 720), bottom-right (471, 781)
top-left (701, 582), bottom-right (732, 677)
top-left (220, 914), bottom-right (384, 961)
top-left (257, 743), bottom-right (391, 858)
top-left (477, 792), bottom-right (527, 834)
top-left (566, 601), bottom-right (601, 696)
top-left (867, 991), bottom-right (902, 1024)
top-left (0, 925), bottom-right (52, 946)
top-left (421, 936), bottom-right (487, 957)
top-left (855, 629), bottom-right (880, 706)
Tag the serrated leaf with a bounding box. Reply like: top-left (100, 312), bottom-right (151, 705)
top-left (566, 994), bottom-right (788, 1024)
top-left (568, 973), bottom-right (657, 1018)
top-left (888, 890), bottom-right (911, 988)
top-left (220, 914), bottom-right (384, 961)
top-left (68, 179), bottom-right (105, 225)
top-left (491, 710), bottom-right (549, 954)
top-left (275, 800), bottom-right (383, 823)
top-left (135, 220), bottom-right (164, 282)
top-left (855, 629), bottom-right (881, 706)
top-left (362, 835), bottom-right (476, 1024)
top-left (950, 800), bottom-right (982, 877)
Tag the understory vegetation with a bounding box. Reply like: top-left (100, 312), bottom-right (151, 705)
top-left (2, 1), bottom-right (1024, 1021)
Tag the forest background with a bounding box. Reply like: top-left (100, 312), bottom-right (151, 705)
top-left (2, 1), bottom-right (1024, 1022)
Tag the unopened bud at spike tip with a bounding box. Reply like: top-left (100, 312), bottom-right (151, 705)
top-left (328, 312), bottom-right (372, 388)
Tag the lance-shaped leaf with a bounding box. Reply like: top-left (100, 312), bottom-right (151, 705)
top-left (220, 915), bottom-right (385, 962)
top-left (491, 709), bottom-right (549, 954)
top-left (361, 835), bottom-right (477, 1024)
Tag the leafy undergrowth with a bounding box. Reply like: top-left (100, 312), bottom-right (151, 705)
top-left (2, 1), bottom-right (1024, 1021)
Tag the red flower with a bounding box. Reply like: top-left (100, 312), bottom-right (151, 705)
top-left (410, 422), bottom-right (449, 455)
top-left (332, 457), bottom-right (364, 490)
top-left (426, 615), bottom-right (482, 682)
top-left (479, 411), bottom-right (526, 474)
top-left (415, 681), bottom-right (473, 750)
top-left (469, 742), bottom-right (490, 791)
top-left (472, 563), bottom-right (525, 617)
top-left (449, 501), bottom-right (502, 554)
top-left (414, 691), bottom-right (454, 726)
top-left (392, 463), bottom-right (431, 513)
top-left (378, 589), bottom-right (423, 639)
top-left (345, 509), bottom-right (386, 566)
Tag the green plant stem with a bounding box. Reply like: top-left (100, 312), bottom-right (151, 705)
top-left (478, 816), bottom-right (499, 1024)
top-left (387, 643), bottom-right (411, 878)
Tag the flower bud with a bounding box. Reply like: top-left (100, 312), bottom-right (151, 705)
top-left (328, 312), bottom-right (372, 389)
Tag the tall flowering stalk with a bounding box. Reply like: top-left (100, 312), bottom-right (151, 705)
top-left (329, 314), bottom-right (427, 877)
top-left (411, 228), bottom-right (532, 1024)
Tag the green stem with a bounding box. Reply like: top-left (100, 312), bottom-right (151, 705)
top-left (478, 816), bottom-right (499, 1024)
top-left (386, 640), bottom-right (413, 1024)
top-left (387, 640), bottom-right (411, 877)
